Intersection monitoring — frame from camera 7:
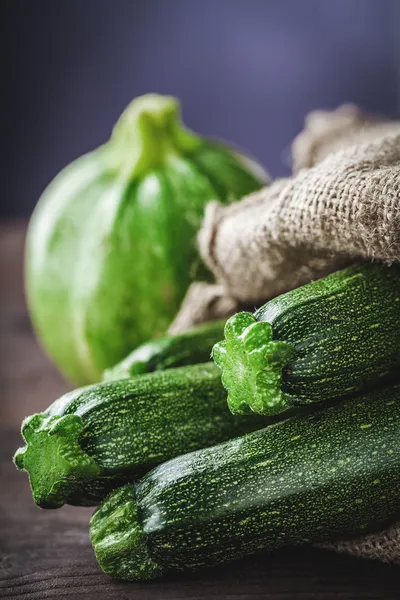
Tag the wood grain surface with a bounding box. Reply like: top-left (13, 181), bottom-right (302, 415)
top-left (1, 221), bottom-right (400, 599)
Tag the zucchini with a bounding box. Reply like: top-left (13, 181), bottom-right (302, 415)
top-left (14, 363), bottom-right (267, 508)
top-left (212, 262), bottom-right (400, 415)
top-left (26, 94), bottom-right (267, 384)
top-left (90, 383), bottom-right (400, 580)
top-left (103, 320), bottom-right (226, 381)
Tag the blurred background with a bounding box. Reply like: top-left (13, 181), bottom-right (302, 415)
top-left (2, 0), bottom-right (400, 218)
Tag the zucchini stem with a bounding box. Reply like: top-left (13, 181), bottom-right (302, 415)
top-left (212, 312), bottom-right (294, 415)
top-left (14, 413), bottom-right (101, 508)
top-left (108, 94), bottom-right (202, 179)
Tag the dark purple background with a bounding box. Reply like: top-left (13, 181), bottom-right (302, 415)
top-left (2, 0), bottom-right (400, 216)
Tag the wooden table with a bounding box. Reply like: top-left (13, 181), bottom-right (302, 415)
top-left (1, 222), bottom-right (400, 599)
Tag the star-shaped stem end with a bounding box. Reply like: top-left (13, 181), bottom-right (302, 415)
top-left (212, 312), bottom-right (294, 415)
top-left (14, 413), bottom-right (101, 508)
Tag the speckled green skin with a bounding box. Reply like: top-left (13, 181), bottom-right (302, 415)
top-left (25, 95), bottom-right (267, 385)
top-left (91, 485), bottom-right (163, 580)
top-left (103, 320), bottom-right (226, 381)
top-left (14, 363), bottom-right (268, 508)
top-left (90, 383), bottom-right (400, 580)
top-left (213, 263), bottom-right (400, 415)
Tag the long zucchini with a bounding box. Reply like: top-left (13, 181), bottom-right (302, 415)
top-left (14, 363), bottom-right (268, 508)
top-left (90, 383), bottom-right (400, 580)
top-left (212, 262), bottom-right (400, 415)
top-left (103, 320), bottom-right (226, 381)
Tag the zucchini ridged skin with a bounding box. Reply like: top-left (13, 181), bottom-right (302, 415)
top-left (26, 99), bottom-right (267, 386)
top-left (213, 262), bottom-right (400, 415)
top-left (103, 320), bottom-right (226, 381)
top-left (90, 383), bottom-right (400, 580)
top-left (14, 363), bottom-right (268, 509)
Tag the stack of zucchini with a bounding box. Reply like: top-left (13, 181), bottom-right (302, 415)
top-left (15, 262), bottom-right (400, 580)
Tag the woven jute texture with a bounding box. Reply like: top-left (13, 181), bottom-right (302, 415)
top-left (318, 525), bottom-right (400, 564)
top-left (169, 105), bottom-right (400, 564)
top-left (168, 283), bottom-right (240, 335)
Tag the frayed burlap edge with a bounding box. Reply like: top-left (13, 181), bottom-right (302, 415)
top-left (317, 523), bottom-right (400, 564)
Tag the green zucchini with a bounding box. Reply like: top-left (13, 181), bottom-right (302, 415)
top-left (103, 320), bottom-right (226, 381)
top-left (26, 94), bottom-right (268, 385)
top-left (90, 383), bottom-right (400, 580)
top-left (14, 363), bottom-right (267, 509)
top-left (212, 262), bottom-right (400, 415)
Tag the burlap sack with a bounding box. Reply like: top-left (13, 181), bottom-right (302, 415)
top-left (169, 105), bottom-right (400, 563)
top-left (170, 104), bottom-right (400, 330)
